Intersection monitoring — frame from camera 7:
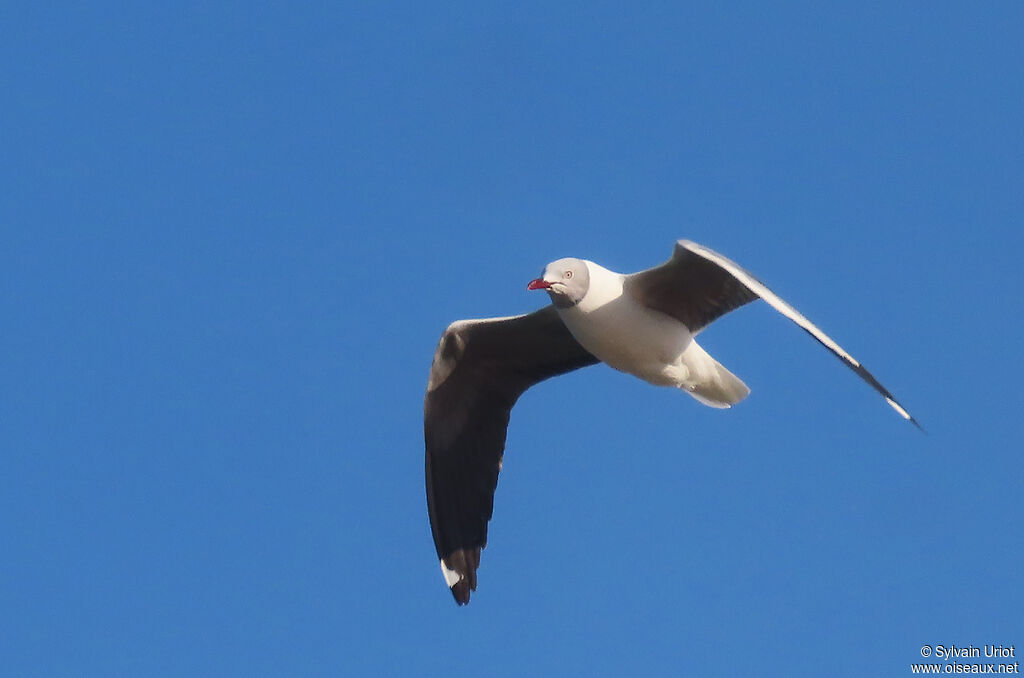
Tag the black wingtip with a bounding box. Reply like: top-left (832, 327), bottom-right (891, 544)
top-left (451, 581), bottom-right (473, 606)
top-left (441, 548), bottom-right (480, 606)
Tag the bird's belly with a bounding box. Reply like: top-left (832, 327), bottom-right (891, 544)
top-left (560, 303), bottom-right (692, 385)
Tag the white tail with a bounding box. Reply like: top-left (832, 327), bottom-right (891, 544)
top-left (677, 340), bottom-right (751, 408)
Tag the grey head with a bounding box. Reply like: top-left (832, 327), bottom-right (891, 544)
top-left (526, 257), bottom-right (591, 308)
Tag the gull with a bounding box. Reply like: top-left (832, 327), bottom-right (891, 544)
top-left (424, 239), bottom-right (918, 605)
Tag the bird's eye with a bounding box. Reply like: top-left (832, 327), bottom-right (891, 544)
top-left (565, 270), bottom-right (573, 279)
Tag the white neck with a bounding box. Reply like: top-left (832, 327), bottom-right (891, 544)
top-left (576, 260), bottom-right (624, 313)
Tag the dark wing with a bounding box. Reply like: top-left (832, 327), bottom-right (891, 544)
top-left (424, 305), bottom-right (599, 605)
top-left (628, 240), bottom-right (920, 428)
top-left (625, 240), bottom-right (760, 332)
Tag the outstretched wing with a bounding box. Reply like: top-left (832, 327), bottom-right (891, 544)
top-left (626, 240), bottom-right (919, 428)
top-left (424, 305), bottom-right (599, 605)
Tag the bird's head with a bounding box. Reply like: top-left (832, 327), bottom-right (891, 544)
top-left (527, 257), bottom-right (590, 308)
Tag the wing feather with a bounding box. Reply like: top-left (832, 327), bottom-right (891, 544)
top-left (424, 306), bottom-right (599, 604)
top-left (625, 242), bottom-right (759, 332)
top-left (628, 240), bottom-right (919, 428)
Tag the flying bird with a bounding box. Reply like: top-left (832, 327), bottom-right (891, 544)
top-left (424, 239), bottom-right (918, 605)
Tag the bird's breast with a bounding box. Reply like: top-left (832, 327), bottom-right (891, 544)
top-left (558, 292), bottom-right (692, 385)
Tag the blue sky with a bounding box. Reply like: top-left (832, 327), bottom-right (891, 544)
top-left (2, 2), bottom-right (1022, 676)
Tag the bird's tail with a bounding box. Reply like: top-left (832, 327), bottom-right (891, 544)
top-left (677, 340), bottom-right (751, 409)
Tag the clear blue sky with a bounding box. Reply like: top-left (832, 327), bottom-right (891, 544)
top-left (3, 2), bottom-right (1022, 676)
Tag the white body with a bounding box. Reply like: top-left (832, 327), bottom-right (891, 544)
top-left (556, 261), bottom-right (750, 407)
